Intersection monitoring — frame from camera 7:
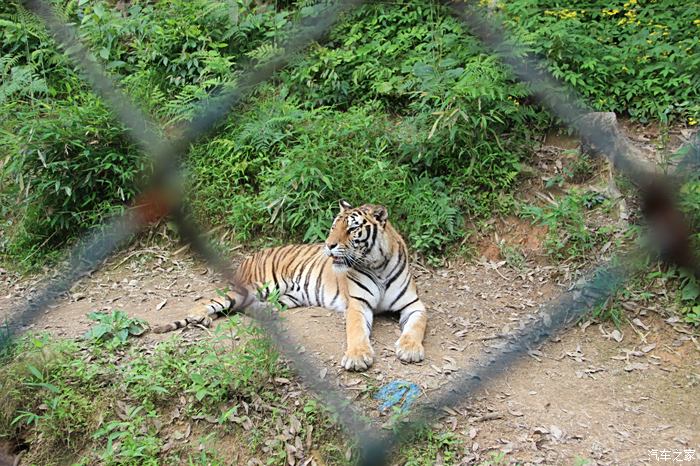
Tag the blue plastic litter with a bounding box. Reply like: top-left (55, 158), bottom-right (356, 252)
top-left (374, 380), bottom-right (421, 414)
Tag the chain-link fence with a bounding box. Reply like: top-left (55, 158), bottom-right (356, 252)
top-left (5, 1), bottom-right (699, 464)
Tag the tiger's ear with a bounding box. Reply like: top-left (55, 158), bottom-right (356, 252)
top-left (372, 205), bottom-right (388, 225)
top-left (339, 199), bottom-right (353, 212)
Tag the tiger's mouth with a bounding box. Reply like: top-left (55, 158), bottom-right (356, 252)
top-left (332, 257), bottom-right (345, 266)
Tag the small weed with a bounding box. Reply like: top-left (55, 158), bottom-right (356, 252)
top-left (82, 310), bottom-right (148, 348)
top-left (93, 405), bottom-right (161, 465)
top-left (521, 189), bottom-right (610, 261)
top-left (498, 240), bottom-right (526, 270)
top-left (186, 436), bottom-right (226, 466)
top-left (544, 150), bottom-right (597, 189)
top-left (661, 267), bottom-right (700, 326)
top-left (400, 427), bottom-right (462, 466)
top-left (590, 302), bottom-right (625, 329)
top-left (478, 451), bottom-right (509, 465)
top-left (568, 152), bottom-right (595, 183)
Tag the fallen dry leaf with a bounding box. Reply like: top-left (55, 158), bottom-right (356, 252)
top-left (624, 362), bottom-right (649, 372)
top-left (610, 329), bottom-right (623, 342)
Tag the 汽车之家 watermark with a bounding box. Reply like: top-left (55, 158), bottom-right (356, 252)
top-left (648, 449), bottom-right (697, 462)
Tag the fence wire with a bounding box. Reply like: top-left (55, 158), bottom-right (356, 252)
top-left (4, 0), bottom-right (699, 465)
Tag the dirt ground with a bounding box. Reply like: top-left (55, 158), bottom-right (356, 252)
top-left (1, 238), bottom-right (699, 466)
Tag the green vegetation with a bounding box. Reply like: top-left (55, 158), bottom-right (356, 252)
top-left (82, 309), bottom-right (147, 348)
top-left (400, 428), bottom-right (463, 466)
top-left (521, 188), bottom-right (611, 262)
top-left (3, 0), bottom-right (697, 265)
top-left (0, 315), bottom-right (348, 465)
top-left (503, 0), bottom-right (700, 123)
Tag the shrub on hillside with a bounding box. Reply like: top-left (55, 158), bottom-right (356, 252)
top-left (501, 0), bottom-right (700, 123)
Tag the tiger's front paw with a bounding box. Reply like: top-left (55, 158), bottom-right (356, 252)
top-left (341, 343), bottom-right (375, 371)
top-left (395, 334), bottom-right (425, 363)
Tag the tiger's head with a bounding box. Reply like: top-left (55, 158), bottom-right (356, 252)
top-left (324, 200), bottom-right (395, 271)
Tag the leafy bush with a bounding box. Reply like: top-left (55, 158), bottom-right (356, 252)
top-left (3, 0), bottom-right (696, 264)
top-left (187, 100), bottom-right (466, 256)
top-left (1, 94), bottom-right (145, 261)
top-left (665, 140), bottom-right (700, 325)
top-left (68, 0), bottom-right (293, 122)
top-left (0, 0), bottom-right (542, 261)
top-left (0, 318), bottom-right (287, 464)
top-left (0, 334), bottom-right (107, 460)
top-left (501, 0), bottom-right (700, 123)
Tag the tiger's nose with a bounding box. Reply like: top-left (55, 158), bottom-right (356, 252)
top-left (324, 243), bottom-right (338, 256)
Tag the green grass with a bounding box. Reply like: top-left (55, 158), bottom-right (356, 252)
top-left (0, 315), bottom-right (336, 465)
top-left (2, 0), bottom-right (542, 264)
top-left (400, 428), bottom-right (463, 466)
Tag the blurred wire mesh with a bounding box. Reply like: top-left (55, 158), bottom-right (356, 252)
top-left (3, 1), bottom-right (698, 465)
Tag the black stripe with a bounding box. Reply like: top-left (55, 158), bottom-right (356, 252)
top-left (290, 248), bottom-right (311, 281)
top-left (399, 309), bottom-right (420, 329)
top-left (330, 285), bottom-right (340, 306)
top-left (283, 247), bottom-right (304, 275)
top-left (376, 244), bottom-right (389, 271)
top-left (286, 294), bottom-right (301, 306)
top-left (350, 295), bottom-right (372, 308)
top-left (389, 278), bottom-right (411, 309)
top-left (269, 246), bottom-right (286, 291)
top-left (289, 251), bottom-right (315, 299)
top-left (395, 297), bottom-right (419, 314)
top-left (280, 276), bottom-right (290, 295)
top-left (301, 253), bottom-right (324, 304)
top-left (348, 275), bottom-right (372, 294)
top-left (314, 258), bottom-right (329, 302)
top-left (354, 268), bottom-right (377, 282)
top-left (385, 251), bottom-right (406, 289)
top-left (369, 224), bottom-right (377, 247)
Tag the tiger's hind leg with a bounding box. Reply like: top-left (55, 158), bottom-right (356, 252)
top-left (152, 294), bottom-right (235, 334)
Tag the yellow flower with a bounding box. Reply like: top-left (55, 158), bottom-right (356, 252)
top-left (694, 19), bottom-right (700, 26)
top-left (689, 118), bottom-right (698, 126)
top-left (545, 8), bottom-right (577, 19)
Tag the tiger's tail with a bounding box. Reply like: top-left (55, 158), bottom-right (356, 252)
top-left (152, 289), bottom-right (249, 334)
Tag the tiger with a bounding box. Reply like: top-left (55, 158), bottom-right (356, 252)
top-left (153, 200), bottom-right (427, 371)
